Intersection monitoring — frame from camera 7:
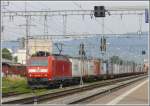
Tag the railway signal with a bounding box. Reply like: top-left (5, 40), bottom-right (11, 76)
top-left (103, 37), bottom-right (106, 51)
top-left (142, 50), bottom-right (146, 55)
top-left (145, 9), bottom-right (149, 23)
top-left (79, 43), bottom-right (86, 56)
top-left (94, 6), bottom-right (106, 17)
top-left (100, 37), bottom-right (107, 52)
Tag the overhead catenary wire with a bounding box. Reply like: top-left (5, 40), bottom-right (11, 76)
top-left (73, 2), bottom-right (100, 58)
top-left (31, 17), bottom-right (64, 34)
top-left (1, 1), bottom-right (66, 41)
top-left (29, 13), bottom-right (77, 36)
top-left (1, 3), bottom-right (148, 63)
top-left (119, 14), bottom-right (129, 34)
top-left (25, 5), bottom-right (81, 33)
top-left (1, 6), bottom-right (146, 39)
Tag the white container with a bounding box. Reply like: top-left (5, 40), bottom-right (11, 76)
top-left (69, 58), bottom-right (81, 77)
top-left (101, 62), bottom-right (107, 75)
top-left (69, 57), bottom-right (89, 77)
top-left (87, 60), bottom-right (95, 76)
top-left (113, 64), bottom-right (117, 74)
top-left (107, 63), bottom-right (113, 75)
top-left (81, 60), bottom-right (88, 76)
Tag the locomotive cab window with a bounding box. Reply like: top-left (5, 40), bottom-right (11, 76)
top-left (30, 60), bottom-right (48, 66)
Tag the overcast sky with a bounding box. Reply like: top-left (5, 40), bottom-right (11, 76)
top-left (1, 1), bottom-right (149, 40)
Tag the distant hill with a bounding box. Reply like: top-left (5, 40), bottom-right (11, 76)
top-left (125, 31), bottom-right (148, 35)
top-left (2, 32), bottom-right (148, 63)
top-left (54, 33), bottom-right (148, 63)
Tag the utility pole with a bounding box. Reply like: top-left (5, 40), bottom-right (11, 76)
top-left (26, 16), bottom-right (29, 63)
top-left (63, 15), bottom-right (67, 36)
top-left (1, 1), bottom-right (9, 40)
top-left (1, 1), bottom-right (9, 9)
top-left (1, 6), bottom-right (146, 41)
top-left (44, 15), bottom-right (49, 36)
top-left (79, 43), bottom-right (86, 86)
top-left (94, 6), bottom-right (106, 61)
top-left (18, 18), bottom-right (36, 64)
top-left (102, 18), bottom-right (105, 56)
top-left (137, 13), bottom-right (143, 35)
top-left (1, 16), bottom-right (4, 40)
top-left (25, 1), bottom-right (28, 64)
top-left (100, 18), bottom-right (107, 61)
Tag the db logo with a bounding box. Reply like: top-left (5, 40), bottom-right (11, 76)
top-left (37, 67), bottom-right (40, 72)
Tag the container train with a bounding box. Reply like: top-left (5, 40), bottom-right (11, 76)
top-left (27, 54), bottom-right (147, 88)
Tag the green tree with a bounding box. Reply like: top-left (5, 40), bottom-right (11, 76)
top-left (110, 56), bottom-right (123, 64)
top-left (2, 48), bottom-right (12, 60)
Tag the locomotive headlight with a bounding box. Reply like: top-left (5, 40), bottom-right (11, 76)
top-left (40, 69), bottom-right (48, 72)
top-left (28, 69), bottom-right (48, 72)
top-left (29, 69), bottom-right (36, 72)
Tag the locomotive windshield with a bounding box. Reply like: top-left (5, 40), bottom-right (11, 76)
top-left (30, 60), bottom-right (48, 66)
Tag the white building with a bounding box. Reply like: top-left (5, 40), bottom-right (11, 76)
top-left (13, 49), bottom-right (26, 64)
top-left (13, 39), bottom-right (53, 64)
top-left (28, 39), bottom-right (53, 55)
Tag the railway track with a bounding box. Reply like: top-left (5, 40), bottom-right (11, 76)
top-left (2, 74), bottom-right (147, 104)
top-left (2, 92), bottom-right (29, 98)
top-left (69, 75), bottom-right (148, 104)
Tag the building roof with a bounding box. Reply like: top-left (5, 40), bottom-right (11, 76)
top-left (2, 58), bottom-right (26, 66)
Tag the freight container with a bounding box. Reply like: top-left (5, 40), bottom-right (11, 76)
top-left (69, 58), bottom-right (81, 77)
top-left (112, 64), bottom-right (124, 74)
top-left (78, 59), bottom-right (88, 76)
top-left (87, 60), bottom-right (95, 76)
top-left (129, 65), bottom-right (131, 73)
top-left (107, 62), bottom-right (113, 75)
top-left (135, 65), bottom-right (138, 72)
top-left (112, 64), bottom-right (117, 74)
top-left (69, 57), bottom-right (88, 77)
top-left (117, 65), bottom-right (119, 74)
top-left (131, 65), bottom-right (134, 73)
top-left (83, 60), bottom-right (88, 76)
top-left (119, 65), bottom-right (122, 74)
top-left (124, 65), bottom-right (127, 73)
top-left (101, 62), bottom-right (107, 75)
top-left (93, 59), bottom-right (101, 76)
top-left (123, 65), bottom-right (126, 73)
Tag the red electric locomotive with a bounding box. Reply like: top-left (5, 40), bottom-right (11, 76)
top-left (27, 54), bottom-right (72, 88)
